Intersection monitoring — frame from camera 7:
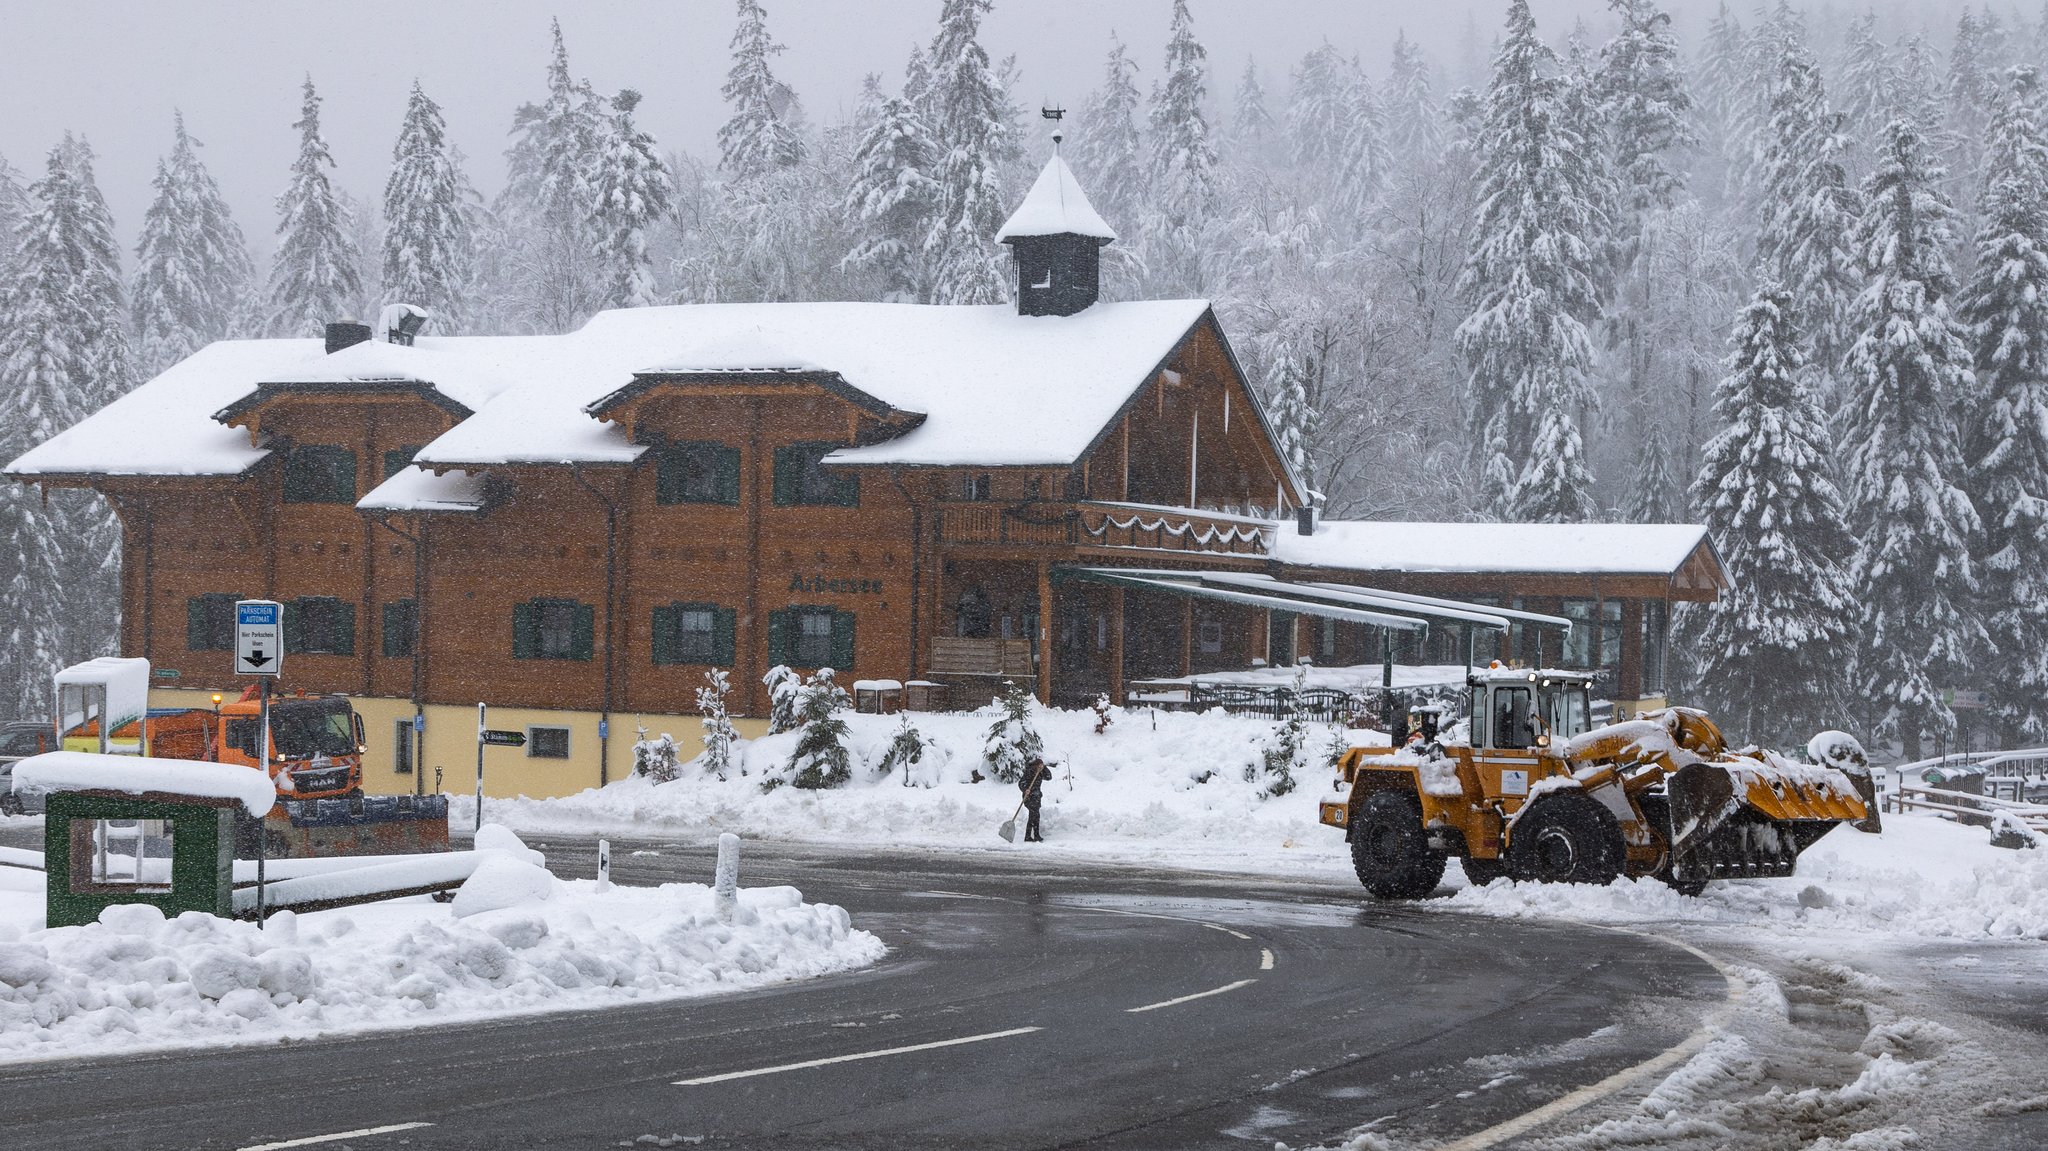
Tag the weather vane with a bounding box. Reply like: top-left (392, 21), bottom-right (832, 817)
top-left (1041, 104), bottom-right (1066, 147)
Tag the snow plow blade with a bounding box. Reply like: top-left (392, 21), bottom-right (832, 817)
top-left (1664, 760), bottom-right (1866, 884)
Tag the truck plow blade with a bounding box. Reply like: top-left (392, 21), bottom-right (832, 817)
top-left (1664, 760), bottom-right (1867, 883)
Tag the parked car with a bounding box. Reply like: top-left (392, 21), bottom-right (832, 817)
top-left (0, 720), bottom-right (55, 815)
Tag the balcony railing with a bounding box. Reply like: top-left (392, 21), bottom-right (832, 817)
top-left (934, 500), bottom-right (1273, 557)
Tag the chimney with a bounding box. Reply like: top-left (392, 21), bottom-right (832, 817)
top-left (325, 320), bottom-right (372, 355)
top-left (996, 142), bottom-right (1116, 318)
top-left (1297, 505), bottom-right (1319, 537)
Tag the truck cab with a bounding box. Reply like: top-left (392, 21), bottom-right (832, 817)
top-left (1467, 668), bottom-right (1596, 751)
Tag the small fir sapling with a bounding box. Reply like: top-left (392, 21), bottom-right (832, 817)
top-left (982, 680), bottom-right (1043, 784)
top-left (789, 668), bottom-right (853, 789)
top-left (697, 668), bottom-right (740, 779)
top-left (1092, 693), bottom-right (1116, 734)
top-left (878, 714), bottom-right (931, 785)
top-left (632, 729), bottom-right (682, 783)
top-left (1253, 662), bottom-right (1311, 796)
top-left (763, 664), bottom-right (802, 733)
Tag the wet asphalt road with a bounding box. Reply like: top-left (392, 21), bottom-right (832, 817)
top-left (0, 831), bottom-right (1723, 1150)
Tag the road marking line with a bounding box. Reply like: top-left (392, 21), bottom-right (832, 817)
top-left (673, 1026), bottom-right (1042, 1085)
top-left (1126, 978), bottom-right (1258, 1014)
top-left (1261, 948), bottom-right (1275, 971)
top-left (1433, 926), bottom-right (1745, 1151)
top-left (1202, 922), bottom-right (1254, 940)
top-left (238, 1123), bottom-right (433, 1151)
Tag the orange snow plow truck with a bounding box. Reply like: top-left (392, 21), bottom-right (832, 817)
top-left (52, 658), bottom-right (446, 858)
top-left (1319, 667), bottom-right (1877, 898)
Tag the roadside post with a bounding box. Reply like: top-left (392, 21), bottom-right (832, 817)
top-left (473, 704), bottom-right (527, 832)
top-left (597, 839), bottom-right (611, 893)
top-left (714, 832), bottom-right (739, 923)
top-left (234, 599), bottom-right (283, 923)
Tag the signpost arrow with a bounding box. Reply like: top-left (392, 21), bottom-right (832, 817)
top-left (481, 730), bottom-right (527, 747)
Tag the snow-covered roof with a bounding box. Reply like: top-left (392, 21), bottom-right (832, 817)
top-left (357, 466), bottom-right (488, 514)
top-left (11, 750), bottom-right (276, 816)
top-left (7, 300), bottom-right (1210, 481)
top-left (1275, 519), bottom-right (1720, 578)
top-left (995, 154), bottom-right (1116, 243)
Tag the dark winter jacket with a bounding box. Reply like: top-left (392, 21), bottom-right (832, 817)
top-left (1020, 762), bottom-right (1046, 807)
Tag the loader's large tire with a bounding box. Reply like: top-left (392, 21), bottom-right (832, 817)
top-left (1350, 791), bottom-right (1447, 900)
top-left (1460, 856), bottom-right (1510, 887)
top-left (1506, 795), bottom-right (1624, 885)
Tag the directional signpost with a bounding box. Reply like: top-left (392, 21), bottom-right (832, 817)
top-left (234, 600), bottom-right (282, 923)
top-left (473, 705), bottom-right (528, 831)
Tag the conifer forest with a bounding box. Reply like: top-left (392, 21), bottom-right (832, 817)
top-left (0, 0), bottom-right (2037, 758)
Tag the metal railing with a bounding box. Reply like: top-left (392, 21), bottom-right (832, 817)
top-left (1883, 783), bottom-right (2048, 835)
top-left (934, 501), bottom-right (1274, 556)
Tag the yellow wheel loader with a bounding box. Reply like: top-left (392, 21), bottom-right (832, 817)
top-left (1316, 667), bottom-right (1876, 899)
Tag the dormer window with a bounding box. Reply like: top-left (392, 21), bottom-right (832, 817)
top-left (656, 441), bottom-right (741, 505)
top-left (282, 445), bottom-right (357, 504)
top-left (773, 442), bottom-right (859, 507)
top-left (962, 473), bottom-right (992, 502)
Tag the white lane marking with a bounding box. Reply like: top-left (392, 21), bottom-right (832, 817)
top-left (238, 1123), bottom-right (433, 1151)
top-left (674, 1026), bottom-right (1042, 1086)
top-left (1433, 927), bottom-right (1745, 1151)
top-left (1261, 948), bottom-right (1275, 971)
top-left (1202, 922), bottom-right (1253, 940)
top-left (1126, 978), bottom-right (1258, 1014)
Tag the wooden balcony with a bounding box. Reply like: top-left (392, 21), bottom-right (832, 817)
top-left (934, 500), bottom-right (1273, 557)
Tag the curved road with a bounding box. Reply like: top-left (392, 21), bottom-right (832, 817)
top-left (0, 836), bottom-right (1724, 1150)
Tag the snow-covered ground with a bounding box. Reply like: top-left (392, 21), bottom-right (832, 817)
top-left (0, 826), bottom-right (882, 1064)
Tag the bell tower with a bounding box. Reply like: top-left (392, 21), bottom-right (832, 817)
top-left (996, 132), bottom-right (1117, 317)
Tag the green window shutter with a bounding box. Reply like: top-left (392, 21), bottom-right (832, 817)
top-left (187, 597), bottom-right (208, 650)
top-left (382, 446), bottom-right (420, 481)
top-left (654, 448), bottom-right (680, 505)
top-left (834, 469), bottom-right (859, 508)
top-left (717, 446), bottom-right (741, 504)
top-left (651, 604), bottom-right (678, 665)
top-left (333, 452), bottom-right (358, 502)
top-left (333, 601), bottom-right (356, 656)
top-left (512, 601), bottom-right (536, 659)
top-left (382, 602), bottom-right (406, 658)
top-left (770, 446), bottom-right (794, 503)
top-left (573, 602), bottom-right (596, 661)
top-left (283, 600), bottom-right (304, 654)
top-left (282, 453), bottom-right (308, 502)
top-left (714, 607), bottom-right (737, 666)
top-left (832, 610), bottom-right (856, 671)
top-left (767, 609), bottom-right (790, 667)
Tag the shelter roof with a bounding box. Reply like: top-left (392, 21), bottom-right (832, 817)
top-left (996, 153), bottom-right (1116, 243)
top-left (1274, 520), bottom-right (1725, 583)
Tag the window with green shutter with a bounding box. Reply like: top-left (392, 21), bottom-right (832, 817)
top-left (776, 605), bottom-right (854, 670)
top-left (772, 442), bottom-right (858, 507)
top-left (652, 602), bottom-right (736, 666)
top-left (383, 445), bottom-right (423, 480)
top-left (282, 445), bottom-right (357, 503)
top-left (655, 442), bottom-right (740, 505)
top-left (286, 596), bottom-right (355, 655)
top-left (186, 593), bottom-right (242, 651)
top-left (514, 598), bottom-right (594, 661)
top-left (382, 599), bottom-right (417, 657)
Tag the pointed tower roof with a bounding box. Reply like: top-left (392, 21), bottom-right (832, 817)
top-left (996, 153), bottom-right (1116, 243)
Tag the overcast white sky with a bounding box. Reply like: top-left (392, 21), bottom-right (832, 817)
top-left (0, 1), bottom-right (1981, 262)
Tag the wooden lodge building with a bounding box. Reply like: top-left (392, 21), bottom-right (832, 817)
top-left (7, 153), bottom-right (1727, 798)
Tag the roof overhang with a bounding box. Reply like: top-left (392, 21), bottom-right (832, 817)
top-left (1057, 567), bottom-right (1429, 632)
top-left (584, 369), bottom-right (915, 424)
top-left (214, 378), bottom-right (473, 425)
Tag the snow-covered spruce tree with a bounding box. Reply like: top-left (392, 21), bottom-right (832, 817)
top-left (1382, 31), bottom-right (1441, 162)
top-left (696, 668), bottom-right (740, 780)
top-left (1621, 419), bottom-right (1677, 523)
top-left (0, 488), bottom-right (64, 716)
top-left (877, 714), bottom-right (929, 782)
top-left (1232, 56), bottom-right (1275, 148)
top-left (1835, 12), bottom-right (1895, 158)
top-left (381, 82), bottom-right (472, 330)
top-left (497, 21), bottom-right (604, 333)
top-left (981, 680), bottom-right (1042, 785)
top-left (132, 112), bottom-right (254, 375)
top-left (1754, 40), bottom-right (1861, 396)
top-left (1455, 0), bottom-right (1605, 521)
top-left (1266, 355), bottom-right (1318, 486)
top-left (632, 731), bottom-right (681, 783)
top-left (267, 78), bottom-right (362, 338)
top-left (840, 94), bottom-right (940, 302)
top-left (44, 136), bottom-right (131, 413)
top-left (1841, 118), bottom-right (1984, 760)
top-left (1255, 661), bottom-right (1310, 798)
top-left (1145, 0), bottom-right (1219, 291)
top-left (718, 0), bottom-right (806, 181)
top-left (789, 669), bottom-right (853, 790)
top-left (763, 663), bottom-right (801, 733)
top-left (1944, 9), bottom-right (1998, 215)
top-left (1596, 0), bottom-right (1690, 241)
top-left (1961, 66), bottom-right (2048, 741)
top-left (590, 89), bottom-right (674, 311)
top-left (922, 0), bottom-right (1010, 305)
top-left (1691, 3), bottom-right (1747, 202)
top-left (1683, 284), bottom-right (1855, 747)
top-left (1891, 34), bottom-right (1945, 147)
top-left (1072, 33), bottom-right (1146, 230)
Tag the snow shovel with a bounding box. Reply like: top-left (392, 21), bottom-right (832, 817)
top-left (998, 763), bottom-right (1048, 842)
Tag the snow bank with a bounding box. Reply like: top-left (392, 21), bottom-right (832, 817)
top-left (1446, 812), bottom-right (2048, 940)
top-left (0, 829), bottom-right (882, 1063)
top-left (464, 705), bottom-right (1354, 878)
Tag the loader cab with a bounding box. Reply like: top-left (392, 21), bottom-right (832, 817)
top-left (1469, 669), bottom-right (1594, 752)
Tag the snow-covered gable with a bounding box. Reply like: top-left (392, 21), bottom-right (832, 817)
top-left (13, 751), bottom-right (275, 816)
top-left (995, 154), bottom-right (1116, 242)
top-left (1277, 519), bottom-right (1723, 579)
top-left (6, 299), bottom-right (1212, 481)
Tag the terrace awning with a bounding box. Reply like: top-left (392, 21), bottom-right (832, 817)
top-left (1058, 568), bottom-right (1429, 632)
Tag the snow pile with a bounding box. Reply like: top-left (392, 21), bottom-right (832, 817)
top-left (1446, 812), bottom-right (2048, 940)
top-left (0, 829), bottom-right (881, 1063)
top-left (464, 705), bottom-right (1357, 877)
